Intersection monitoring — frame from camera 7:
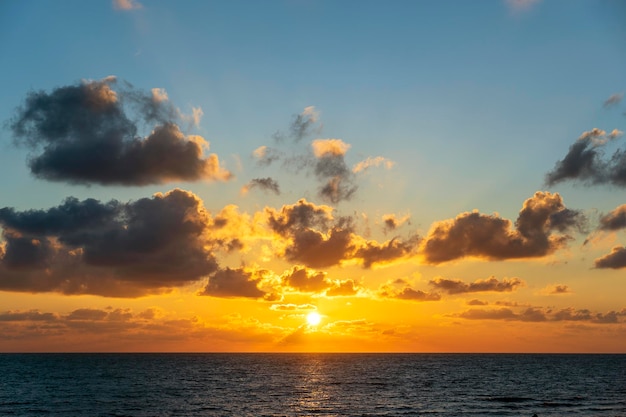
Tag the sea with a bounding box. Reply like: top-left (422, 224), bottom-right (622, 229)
top-left (0, 353), bottom-right (625, 416)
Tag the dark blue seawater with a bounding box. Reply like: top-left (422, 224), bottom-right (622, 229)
top-left (0, 353), bottom-right (625, 416)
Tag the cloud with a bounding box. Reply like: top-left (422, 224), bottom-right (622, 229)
top-left (603, 93), bottom-right (624, 108)
top-left (281, 266), bottom-right (330, 292)
top-left (421, 192), bottom-right (585, 263)
top-left (598, 204), bottom-right (626, 231)
top-left (378, 279), bottom-right (441, 302)
top-left (430, 276), bottom-right (523, 294)
top-left (540, 284), bottom-right (572, 295)
top-left (8, 77), bottom-right (231, 185)
top-left (312, 139), bottom-right (357, 203)
top-left (199, 267), bottom-right (267, 298)
top-left (270, 304), bottom-right (317, 311)
top-left (354, 235), bottom-right (421, 268)
top-left (545, 128), bottom-right (626, 187)
top-left (113, 0), bottom-right (142, 10)
top-left (352, 156), bottom-right (395, 173)
top-left (326, 279), bottom-right (359, 297)
top-left (252, 145), bottom-right (283, 166)
top-left (594, 246), bottom-right (626, 269)
top-left (311, 139), bottom-right (350, 158)
top-left (0, 189), bottom-right (219, 297)
top-left (273, 106), bottom-right (321, 143)
top-left (241, 177), bottom-right (280, 195)
top-left (0, 310), bottom-right (58, 322)
top-left (467, 299), bottom-right (488, 306)
top-left (265, 199), bottom-right (418, 268)
top-left (381, 213), bottom-right (411, 232)
top-left (458, 306), bottom-right (626, 323)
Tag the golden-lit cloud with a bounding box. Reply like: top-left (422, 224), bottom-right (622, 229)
top-left (311, 139), bottom-right (351, 158)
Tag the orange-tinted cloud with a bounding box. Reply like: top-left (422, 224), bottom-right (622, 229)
top-left (420, 192), bottom-right (585, 263)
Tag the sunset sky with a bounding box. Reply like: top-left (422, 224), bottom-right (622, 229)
top-left (1, 0), bottom-right (625, 352)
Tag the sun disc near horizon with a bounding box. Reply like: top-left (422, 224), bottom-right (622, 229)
top-left (306, 312), bottom-right (321, 326)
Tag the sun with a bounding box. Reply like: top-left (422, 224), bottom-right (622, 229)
top-left (306, 311), bottom-right (322, 326)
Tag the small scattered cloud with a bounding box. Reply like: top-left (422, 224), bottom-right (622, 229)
top-left (352, 156), bottom-right (395, 173)
top-left (603, 93), bottom-right (624, 108)
top-left (273, 106), bottom-right (321, 143)
top-left (381, 213), bottom-right (411, 233)
top-left (539, 284), bottom-right (572, 295)
top-left (241, 177), bottom-right (280, 195)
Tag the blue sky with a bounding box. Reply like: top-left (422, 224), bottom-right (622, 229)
top-left (0, 0), bottom-right (625, 352)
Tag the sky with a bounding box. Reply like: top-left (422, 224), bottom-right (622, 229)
top-left (0, 0), bottom-right (625, 353)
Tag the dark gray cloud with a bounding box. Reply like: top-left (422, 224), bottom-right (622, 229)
top-left (8, 77), bottom-right (231, 185)
top-left (242, 177), bottom-right (280, 195)
top-left (199, 267), bottom-right (266, 298)
top-left (430, 276), bottom-right (523, 294)
top-left (545, 129), bottom-right (625, 187)
top-left (594, 246), bottom-right (626, 269)
top-left (0, 189), bottom-right (218, 297)
top-left (421, 192), bottom-right (585, 263)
